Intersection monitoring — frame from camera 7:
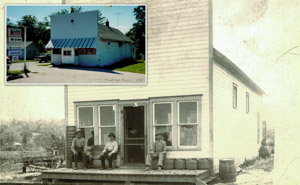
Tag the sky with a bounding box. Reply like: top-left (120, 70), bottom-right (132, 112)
top-left (6, 5), bottom-right (138, 34)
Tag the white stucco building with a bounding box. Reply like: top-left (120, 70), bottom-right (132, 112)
top-left (45, 10), bottom-right (136, 67)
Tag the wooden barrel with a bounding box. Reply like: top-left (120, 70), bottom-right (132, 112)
top-left (163, 159), bottom-right (175, 170)
top-left (198, 158), bottom-right (210, 169)
top-left (219, 158), bottom-right (236, 183)
top-left (186, 159), bottom-right (198, 170)
top-left (175, 159), bottom-right (186, 170)
top-left (66, 126), bottom-right (76, 168)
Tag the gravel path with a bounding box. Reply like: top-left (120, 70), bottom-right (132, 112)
top-left (7, 62), bottom-right (146, 84)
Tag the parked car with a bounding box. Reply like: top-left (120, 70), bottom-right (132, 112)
top-left (34, 54), bottom-right (51, 63)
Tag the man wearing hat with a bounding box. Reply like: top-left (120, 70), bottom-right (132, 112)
top-left (144, 132), bottom-right (166, 171)
top-left (85, 131), bottom-right (94, 168)
top-left (100, 133), bottom-right (118, 169)
top-left (71, 129), bottom-right (87, 170)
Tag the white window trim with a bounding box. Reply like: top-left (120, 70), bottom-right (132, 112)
top-left (98, 105), bottom-right (117, 145)
top-left (77, 106), bottom-right (94, 128)
top-left (178, 101), bottom-right (199, 148)
top-left (233, 83), bottom-right (238, 109)
top-left (152, 102), bottom-right (173, 145)
top-left (246, 92), bottom-right (250, 113)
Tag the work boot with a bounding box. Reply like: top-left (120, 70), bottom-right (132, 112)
top-left (143, 166), bottom-right (150, 171)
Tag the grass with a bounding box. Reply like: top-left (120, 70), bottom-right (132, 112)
top-left (102, 58), bottom-right (145, 74)
top-left (7, 69), bottom-right (31, 75)
top-left (11, 59), bottom-right (35, 63)
top-left (38, 63), bottom-right (52, 67)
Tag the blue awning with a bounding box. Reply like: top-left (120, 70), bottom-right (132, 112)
top-left (45, 37), bottom-right (97, 49)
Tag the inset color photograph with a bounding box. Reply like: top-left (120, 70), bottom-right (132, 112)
top-left (6, 5), bottom-right (146, 84)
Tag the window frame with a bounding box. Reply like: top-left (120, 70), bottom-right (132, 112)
top-left (98, 105), bottom-right (117, 145)
top-left (150, 95), bottom-right (202, 151)
top-left (233, 83), bottom-right (238, 109)
top-left (152, 102), bottom-right (173, 148)
top-left (63, 50), bottom-right (71, 56)
top-left (246, 92), bottom-right (250, 113)
top-left (76, 106), bottom-right (94, 129)
top-left (178, 101), bottom-right (199, 149)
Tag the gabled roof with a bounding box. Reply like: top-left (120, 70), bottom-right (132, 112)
top-left (213, 48), bottom-right (265, 95)
top-left (7, 41), bottom-right (34, 49)
top-left (98, 24), bottom-right (133, 43)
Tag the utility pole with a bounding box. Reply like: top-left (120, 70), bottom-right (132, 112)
top-left (115, 13), bottom-right (121, 28)
top-left (24, 27), bottom-right (29, 77)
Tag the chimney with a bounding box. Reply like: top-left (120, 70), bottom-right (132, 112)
top-left (106, 19), bottom-right (109, 27)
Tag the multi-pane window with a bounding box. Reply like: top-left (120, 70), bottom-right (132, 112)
top-left (246, 92), bottom-right (250, 113)
top-left (53, 49), bottom-right (61, 54)
top-left (63, 50), bottom-right (71, 56)
top-left (99, 105), bottom-right (116, 145)
top-left (77, 106), bottom-right (94, 138)
top-left (153, 103), bottom-right (172, 146)
top-left (178, 101), bottom-right (198, 147)
top-left (233, 83), bottom-right (238, 108)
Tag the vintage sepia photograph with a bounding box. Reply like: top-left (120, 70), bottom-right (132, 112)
top-left (5, 5), bottom-right (146, 84)
top-left (1, 0), bottom-right (300, 185)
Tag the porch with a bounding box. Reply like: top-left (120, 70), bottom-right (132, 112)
top-left (42, 167), bottom-right (215, 185)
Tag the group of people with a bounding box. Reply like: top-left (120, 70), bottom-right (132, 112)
top-left (71, 129), bottom-right (118, 170)
top-left (71, 129), bottom-right (167, 171)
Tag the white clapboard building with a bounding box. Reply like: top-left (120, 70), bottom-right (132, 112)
top-left (45, 10), bottom-right (136, 67)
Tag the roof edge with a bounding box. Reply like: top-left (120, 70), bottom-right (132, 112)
top-left (213, 48), bottom-right (265, 95)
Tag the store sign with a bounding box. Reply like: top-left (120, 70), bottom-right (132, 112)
top-left (9, 28), bottom-right (22, 37)
top-left (9, 37), bottom-right (23, 43)
top-left (8, 48), bottom-right (22, 56)
top-left (12, 56), bottom-right (19, 62)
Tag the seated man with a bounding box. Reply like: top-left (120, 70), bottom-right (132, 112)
top-left (100, 133), bottom-right (118, 170)
top-left (144, 133), bottom-right (166, 171)
top-left (71, 129), bottom-right (87, 170)
top-left (85, 131), bottom-right (94, 168)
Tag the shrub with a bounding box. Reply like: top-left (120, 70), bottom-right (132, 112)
top-left (259, 146), bottom-right (270, 159)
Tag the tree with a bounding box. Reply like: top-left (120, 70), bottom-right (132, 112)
top-left (17, 15), bottom-right (38, 44)
top-left (126, 6), bottom-right (145, 58)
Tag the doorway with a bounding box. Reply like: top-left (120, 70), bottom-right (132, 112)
top-left (123, 106), bottom-right (145, 165)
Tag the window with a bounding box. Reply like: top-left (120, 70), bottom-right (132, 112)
top-left (53, 49), bottom-right (61, 54)
top-left (151, 95), bottom-right (202, 150)
top-left (77, 106), bottom-right (94, 138)
top-left (246, 92), bottom-right (249, 113)
top-left (178, 101), bottom-right (198, 147)
top-left (87, 48), bottom-right (96, 55)
top-left (63, 50), bottom-right (71, 56)
top-left (153, 103), bottom-right (173, 146)
top-left (80, 48), bottom-right (87, 54)
top-left (257, 112), bottom-right (260, 144)
top-left (75, 49), bottom-right (79, 56)
top-left (33, 51), bottom-right (36, 55)
top-left (233, 83), bottom-right (237, 108)
top-left (99, 105), bottom-right (116, 145)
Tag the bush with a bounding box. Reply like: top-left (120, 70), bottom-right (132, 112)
top-left (259, 146), bottom-right (270, 159)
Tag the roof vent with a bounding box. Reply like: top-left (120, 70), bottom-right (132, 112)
top-left (106, 19), bottom-right (109, 27)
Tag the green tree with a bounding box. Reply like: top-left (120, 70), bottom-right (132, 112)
top-left (17, 15), bottom-right (38, 43)
top-left (126, 6), bottom-right (145, 58)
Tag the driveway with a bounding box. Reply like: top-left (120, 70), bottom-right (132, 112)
top-left (7, 62), bottom-right (146, 84)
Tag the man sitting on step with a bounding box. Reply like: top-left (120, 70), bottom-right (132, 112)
top-left (99, 133), bottom-right (118, 170)
top-left (71, 129), bottom-right (87, 170)
top-left (144, 133), bottom-right (166, 171)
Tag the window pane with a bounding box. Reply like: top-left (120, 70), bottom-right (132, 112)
top-left (78, 107), bottom-right (93, 127)
top-left (180, 125), bottom-right (197, 146)
top-left (154, 103), bottom-right (172, 125)
top-left (101, 127), bottom-right (116, 145)
top-left (155, 126), bottom-right (172, 146)
top-left (100, 106), bottom-right (115, 126)
top-left (179, 102), bottom-right (197, 123)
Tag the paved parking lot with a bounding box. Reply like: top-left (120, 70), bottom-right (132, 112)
top-left (7, 62), bottom-right (146, 84)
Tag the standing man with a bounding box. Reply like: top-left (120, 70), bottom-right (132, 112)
top-left (71, 129), bottom-right (87, 170)
top-left (144, 133), bottom-right (166, 171)
top-left (100, 133), bottom-right (118, 170)
top-left (86, 131), bottom-right (94, 168)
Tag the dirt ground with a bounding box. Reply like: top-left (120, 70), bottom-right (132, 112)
top-left (211, 156), bottom-right (274, 185)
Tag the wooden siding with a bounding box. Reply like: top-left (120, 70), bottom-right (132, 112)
top-left (66, 0), bottom-right (212, 158)
top-left (212, 61), bottom-right (263, 167)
